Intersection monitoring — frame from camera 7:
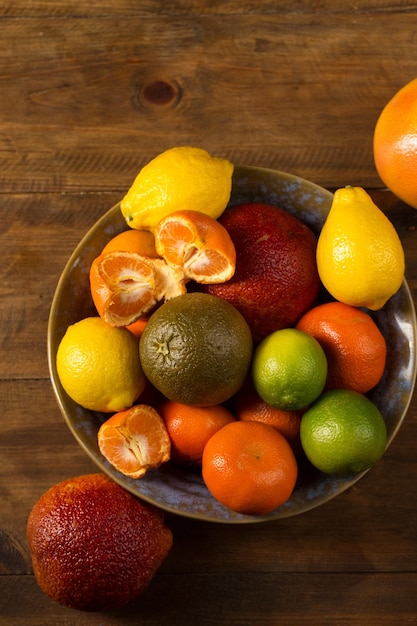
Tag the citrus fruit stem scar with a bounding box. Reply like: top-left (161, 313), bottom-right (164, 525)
top-left (156, 340), bottom-right (170, 356)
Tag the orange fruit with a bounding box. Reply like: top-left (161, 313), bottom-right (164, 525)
top-left (296, 301), bottom-right (387, 394)
top-left (126, 316), bottom-right (149, 338)
top-left (97, 404), bottom-right (171, 478)
top-left (139, 292), bottom-right (253, 407)
top-left (26, 474), bottom-right (172, 611)
top-left (158, 400), bottom-right (236, 464)
top-left (89, 250), bottom-right (185, 327)
top-left (154, 209), bottom-right (236, 283)
top-left (202, 420), bottom-right (298, 515)
top-left (374, 77), bottom-right (417, 209)
top-left (102, 229), bottom-right (159, 257)
top-left (234, 380), bottom-right (302, 453)
top-left (201, 202), bottom-right (320, 342)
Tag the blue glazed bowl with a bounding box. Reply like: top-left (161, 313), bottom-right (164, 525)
top-left (47, 166), bottom-right (417, 523)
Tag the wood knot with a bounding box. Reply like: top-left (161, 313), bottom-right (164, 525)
top-left (135, 79), bottom-right (182, 111)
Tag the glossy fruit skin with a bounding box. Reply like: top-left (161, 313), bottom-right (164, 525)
top-left (296, 301), bottom-right (387, 394)
top-left (202, 421), bottom-right (298, 515)
top-left (26, 474), bottom-right (173, 612)
top-left (56, 317), bottom-right (145, 412)
top-left (316, 187), bottom-right (405, 310)
top-left (201, 202), bottom-right (320, 342)
top-left (234, 379), bottom-right (302, 454)
top-left (158, 400), bottom-right (235, 464)
top-left (300, 390), bottom-right (387, 475)
top-left (252, 328), bottom-right (328, 411)
top-left (120, 146), bottom-right (234, 230)
top-left (374, 77), bottom-right (417, 209)
top-left (139, 293), bottom-right (253, 407)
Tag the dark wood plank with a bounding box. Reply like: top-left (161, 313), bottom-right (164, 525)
top-left (0, 11), bottom-right (416, 192)
top-left (2, 572), bottom-right (417, 625)
top-left (2, 1), bottom-right (415, 17)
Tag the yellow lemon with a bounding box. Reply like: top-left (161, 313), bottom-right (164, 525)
top-left (120, 146), bottom-right (234, 231)
top-left (316, 187), bottom-right (405, 310)
top-left (56, 317), bottom-right (145, 412)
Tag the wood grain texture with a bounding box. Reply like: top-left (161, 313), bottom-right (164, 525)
top-left (1, 2), bottom-right (417, 624)
top-left (1, 4), bottom-right (417, 192)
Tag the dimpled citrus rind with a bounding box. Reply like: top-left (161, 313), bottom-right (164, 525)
top-left (252, 328), bottom-right (328, 411)
top-left (26, 473), bottom-right (173, 611)
top-left (120, 147), bottom-right (234, 231)
top-left (56, 317), bottom-right (145, 413)
top-left (316, 187), bottom-right (405, 311)
top-left (139, 293), bottom-right (253, 407)
top-left (300, 389), bottom-right (387, 475)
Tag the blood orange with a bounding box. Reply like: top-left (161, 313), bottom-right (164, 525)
top-left (201, 202), bottom-right (320, 342)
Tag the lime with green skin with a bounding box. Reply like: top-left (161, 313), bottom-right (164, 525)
top-left (300, 389), bottom-right (387, 474)
top-left (252, 328), bottom-right (328, 411)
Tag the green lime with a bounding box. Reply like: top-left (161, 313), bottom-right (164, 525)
top-left (252, 328), bottom-right (327, 410)
top-left (300, 389), bottom-right (387, 474)
top-left (139, 292), bottom-right (253, 407)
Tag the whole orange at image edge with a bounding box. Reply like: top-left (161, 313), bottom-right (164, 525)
top-left (374, 77), bottom-right (417, 209)
top-left (202, 420), bottom-right (298, 515)
top-left (296, 301), bottom-right (387, 394)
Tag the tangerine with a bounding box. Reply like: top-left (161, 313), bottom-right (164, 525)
top-left (158, 400), bottom-right (235, 464)
top-left (296, 301), bottom-right (387, 394)
top-left (102, 229), bottom-right (159, 257)
top-left (201, 202), bottom-right (320, 342)
top-left (374, 77), bottom-right (417, 209)
top-left (89, 250), bottom-right (185, 326)
top-left (97, 404), bottom-right (171, 479)
top-left (202, 420), bottom-right (298, 515)
top-left (234, 380), bottom-right (302, 453)
top-left (154, 209), bottom-right (236, 283)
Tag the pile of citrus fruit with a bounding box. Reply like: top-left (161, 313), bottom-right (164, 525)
top-left (55, 145), bottom-right (406, 517)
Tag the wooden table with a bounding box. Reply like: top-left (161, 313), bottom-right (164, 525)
top-left (1, 2), bottom-right (417, 624)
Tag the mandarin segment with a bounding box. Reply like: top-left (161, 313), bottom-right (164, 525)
top-left (90, 251), bottom-right (186, 327)
top-left (154, 209), bottom-right (236, 283)
top-left (98, 405), bottom-right (171, 479)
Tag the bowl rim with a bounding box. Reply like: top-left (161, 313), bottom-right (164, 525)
top-left (47, 165), bottom-right (417, 523)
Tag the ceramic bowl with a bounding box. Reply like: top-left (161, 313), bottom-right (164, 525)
top-left (47, 166), bottom-right (417, 523)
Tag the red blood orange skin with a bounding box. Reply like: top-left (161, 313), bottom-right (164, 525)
top-left (26, 474), bottom-right (173, 612)
top-left (201, 203), bottom-right (321, 342)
